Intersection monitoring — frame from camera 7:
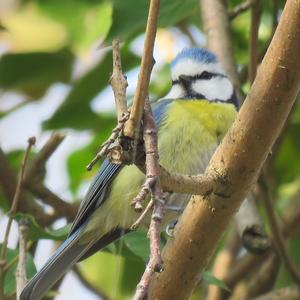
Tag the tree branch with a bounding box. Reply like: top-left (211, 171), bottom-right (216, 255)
top-left (0, 137), bottom-right (35, 300)
top-left (200, 0), bottom-right (244, 101)
top-left (207, 228), bottom-right (240, 300)
top-left (259, 176), bottom-right (300, 286)
top-left (123, 0), bottom-right (160, 139)
top-left (16, 219), bottom-right (29, 300)
top-left (0, 148), bottom-right (46, 225)
top-left (228, 0), bottom-right (257, 21)
top-left (110, 39), bottom-right (128, 120)
top-left (149, 1), bottom-right (300, 298)
top-left (252, 285), bottom-right (300, 300)
top-left (132, 98), bottom-right (165, 300)
top-left (249, 0), bottom-right (261, 83)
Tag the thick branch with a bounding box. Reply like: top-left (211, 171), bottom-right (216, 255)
top-left (149, 1), bottom-right (300, 299)
top-left (123, 0), bottom-right (160, 138)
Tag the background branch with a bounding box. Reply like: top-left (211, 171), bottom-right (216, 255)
top-left (200, 0), bottom-right (244, 101)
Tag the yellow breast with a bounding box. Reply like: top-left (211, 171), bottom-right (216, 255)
top-left (158, 99), bottom-right (237, 174)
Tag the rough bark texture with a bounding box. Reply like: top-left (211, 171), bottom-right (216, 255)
top-left (149, 1), bottom-right (300, 299)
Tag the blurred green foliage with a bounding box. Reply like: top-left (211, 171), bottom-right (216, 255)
top-left (0, 0), bottom-right (299, 299)
top-left (1, 244), bottom-right (36, 298)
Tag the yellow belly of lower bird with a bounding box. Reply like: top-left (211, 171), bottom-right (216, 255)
top-left (81, 100), bottom-right (237, 242)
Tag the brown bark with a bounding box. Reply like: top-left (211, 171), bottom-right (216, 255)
top-left (200, 0), bottom-right (243, 99)
top-left (149, 1), bottom-right (300, 299)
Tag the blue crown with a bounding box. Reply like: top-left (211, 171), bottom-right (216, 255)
top-left (171, 48), bottom-right (217, 68)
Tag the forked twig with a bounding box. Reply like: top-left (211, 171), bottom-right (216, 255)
top-left (0, 137), bottom-right (35, 299)
top-left (87, 39), bottom-right (129, 171)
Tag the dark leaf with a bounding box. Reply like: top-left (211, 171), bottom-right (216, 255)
top-left (0, 48), bottom-right (74, 99)
top-left (1, 244), bottom-right (37, 296)
top-left (13, 213), bottom-right (70, 241)
top-left (106, 0), bottom-right (198, 42)
top-left (43, 47), bottom-right (138, 130)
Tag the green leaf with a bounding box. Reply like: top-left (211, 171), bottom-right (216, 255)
top-left (1, 244), bottom-right (37, 296)
top-left (122, 231), bottom-right (150, 262)
top-left (106, 0), bottom-right (198, 42)
top-left (0, 189), bottom-right (9, 211)
top-left (13, 213), bottom-right (71, 241)
top-left (43, 46), bottom-right (138, 130)
top-left (0, 48), bottom-right (74, 99)
top-left (202, 271), bottom-right (231, 292)
top-left (80, 249), bottom-right (144, 300)
top-left (67, 128), bottom-right (115, 194)
top-left (37, 0), bottom-right (112, 46)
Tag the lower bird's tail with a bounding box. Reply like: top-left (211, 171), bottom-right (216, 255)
top-left (20, 226), bottom-right (93, 300)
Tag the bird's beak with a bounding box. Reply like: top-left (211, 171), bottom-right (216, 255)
top-left (179, 75), bottom-right (192, 89)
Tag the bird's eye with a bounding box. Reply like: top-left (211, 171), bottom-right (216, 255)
top-left (200, 71), bottom-right (213, 80)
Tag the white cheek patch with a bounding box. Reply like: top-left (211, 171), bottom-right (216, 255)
top-left (165, 84), bottom-right (185, 99)
top-left (191, 77), bottom-right (233, 101)
top-left (171, 59), bottom-right (223, 81)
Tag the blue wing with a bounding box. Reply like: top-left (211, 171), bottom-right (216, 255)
top-left (69, 99), bottom-right (173, 236)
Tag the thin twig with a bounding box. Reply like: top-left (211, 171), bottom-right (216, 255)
top-left (16, 219), bottom-right (29, 300)
top-left (110, 39), bottom-right (128, 120)
top-left (133, 99), bottom-right (165, 300)
top-left (228, 0), bottom-right (257, 20)
top-left (0, 148), bottom-right (46, 226)
top-left (24, 133), bottom-right (65, 180)
top-left (249, 0), bottom-right (261, 83)
top-left (0, 137), bottom-right (35, 300)
top-left (259, 176), bottom-right (300, 287)
top-left (131, 199), bottom-right (154, 230)
top-left (0, 137), bottom-right (35, 261)
top-left (123, 0), bottom-right (160, 139)
top-left (22, 133), bottom-right (77, 220)
top-left (26, 183), bottom-right (78, 220)
top-left (86, 114), bottom-right (129, 170)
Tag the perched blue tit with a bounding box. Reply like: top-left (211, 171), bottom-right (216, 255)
top-left (21, 48), bottom-right (238, 300)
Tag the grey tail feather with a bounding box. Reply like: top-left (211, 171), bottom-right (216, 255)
top-left (20, 226), bottom-right (93, 300)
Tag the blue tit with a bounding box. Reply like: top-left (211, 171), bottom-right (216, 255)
top-left (21, 47), bottom-right (238, 300)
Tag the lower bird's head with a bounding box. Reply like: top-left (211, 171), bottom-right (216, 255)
top-left (167, 48), bottom-right (236, 105)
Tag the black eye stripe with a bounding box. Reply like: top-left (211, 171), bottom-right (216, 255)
top-left (172, 72), bottom-right (226, 85)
